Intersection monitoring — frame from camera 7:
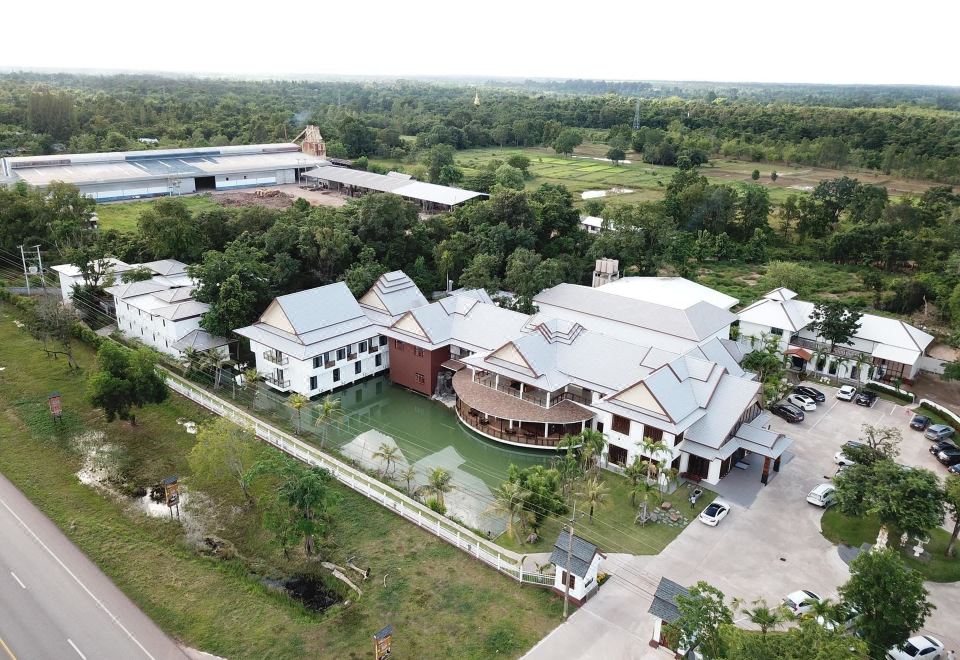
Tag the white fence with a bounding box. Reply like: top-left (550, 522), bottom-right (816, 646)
top-left (163, 370), bottom-right (554, 588)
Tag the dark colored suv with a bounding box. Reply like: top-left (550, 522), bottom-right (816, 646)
top-left (936, 446), bottom-right (960, 466)
top-left (792, 385), bottom-right (826, 403)
top-left (771, 402), bottom-right (805, 423)
top-left (910, 415), bottom-right (931, 431)
top-left (855, 391), bottom-right (878, 407)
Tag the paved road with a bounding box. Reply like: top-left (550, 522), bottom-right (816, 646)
top-left (525, 387), bottom-right (960, 659)
top-left (0, 471), bottom-right (188, 660)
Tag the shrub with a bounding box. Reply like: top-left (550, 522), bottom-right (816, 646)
top-left (425, 496), bottom-right (446, 515)
top-left (865, 381), bottom-right (915, 402)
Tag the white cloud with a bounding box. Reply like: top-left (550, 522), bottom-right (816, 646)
top-left (4, 0), bottom-right (958, 86)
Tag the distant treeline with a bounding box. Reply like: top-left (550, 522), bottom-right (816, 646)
top-left (1, 73), bottom-right (960, 182)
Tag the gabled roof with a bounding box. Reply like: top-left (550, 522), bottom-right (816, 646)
top-left (104, 279), bottom-right (172, 300)
top-left (549, 530), bottom-right (600, 578)
top-left (153, 300), bottom-right (209, 321)
top-left (385, 294), bottom-right (529, 352)
top-left (171, 329), bottom-right (230, 352)
top-left (358, 270), bottom-right (427, 318)
top-left (737, 293), bottom-right (814, 333)
top-left (648, 577), bottom-right (689, 624)
top-left (52, 258), bottom-right (133, 278)
top-left (533, 283), bottom-right (735, 342)
top-left (268, 283), bottom-right (367, 336)
top-left (598, 276), bottom-right (739, 310)
top-left (141, 259), bottom-right (189, 277)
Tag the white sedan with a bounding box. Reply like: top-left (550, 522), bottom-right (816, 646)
top-left (782, 589), bottom-right (823, 616)
top-left (837, 385), bottom-right (857, 401)
top-left (786, 393), bottom-right (817, 411)
top-left (697, 499), bottom-right (731, 527)
top-left (886, 635), bottom-right (944, 660)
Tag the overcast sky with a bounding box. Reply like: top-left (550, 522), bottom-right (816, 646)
top-left (4, 0), bottom-right (959, 86)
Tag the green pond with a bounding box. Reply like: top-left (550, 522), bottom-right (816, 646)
top-left (253, 375), bottom-right (552, 535)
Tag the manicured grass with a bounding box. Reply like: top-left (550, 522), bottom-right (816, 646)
top-left (917, 403), bottom-right (958, 429)
top-left (0, 305), bottom-right (562, 659)
top-left (821, 509), bottom-right (959, 582)
top-left (495, 471), bottom-right (716, 556)
top-left (96, 195), bottom-right (221, 233)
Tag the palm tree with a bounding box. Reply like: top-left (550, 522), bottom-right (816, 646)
top-left (372, 442), bottom-right (401, 478)
top-left (633, 479), bottom-right (662, 526)
top-left (313, 395), bottom-right (341, 450)
top-left (737, 598), bottom-right (790, 633)
top-left (624, 456), bottom-right (647, 505)
top-left (242, 368), bottom-right (262, 408)
top-left (288, 393), bottom-right (310, 436)
top-left (578, 475), bottom-right (608, 520)
top-left (578, 429), bottom-right (606, 475)
top-left (805, 597), bottom-right (842, 625)
top-left (638, 436), bottom-right (670, 484)
top-left (554, 448), bottom-right (581, 499)
top-left (202, 350), bottom-right (230, 390)
top-left (180, 346), bottom-right (204, 379)
top-left (398, 465), bottom-right (417, 495)
top-left (489, 481), bottom-right (533, 542)
top-left (428, 467), bottom-right (452, 508)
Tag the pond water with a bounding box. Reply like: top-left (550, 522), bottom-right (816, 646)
top-left (251, 376), bottom-right (552, 535)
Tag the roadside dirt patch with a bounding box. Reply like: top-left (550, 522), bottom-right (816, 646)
top-left (214, 191), bottom-right (294, 209)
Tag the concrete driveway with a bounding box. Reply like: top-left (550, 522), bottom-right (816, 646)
top-left (525, 385), bottom-right (960, 659)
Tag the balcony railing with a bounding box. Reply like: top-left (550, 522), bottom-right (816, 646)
top-left (368, 344), bottom-right (379, 353)
top-left (788, 336), bottom-right (870, 360)
top-left (471, 372), bottom-right (590, 409)
top-left (457, 406), bottom-right (564, 448)
top-left (264, 373), bottom-right (290, 389)
top-left (262, 350), bottom-right (289, 366)
top-left (348, 353), bottom-right (358, 361)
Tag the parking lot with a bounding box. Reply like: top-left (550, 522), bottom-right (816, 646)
top-left (525, 384), bottom-right (960, 659)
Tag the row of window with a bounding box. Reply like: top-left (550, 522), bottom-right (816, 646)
top-left (610, 415), bottom-right (665, 443)
top-left (393, 339), bottom-right (425, 357)
top-left (310, 336), bottom-right (388, 370)
top-left (307, 353), bottom-right (383, 391)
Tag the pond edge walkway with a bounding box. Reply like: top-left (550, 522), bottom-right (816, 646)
top-left (162, 369), bottom-right (554, 588)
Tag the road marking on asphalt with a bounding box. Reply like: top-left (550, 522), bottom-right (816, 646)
top-left (67, 639), bottom-right (86, 660)
top-left (9, 572), bottom-right (25, 589)
top-left (0, 497), bottom-right (156, 660)
top-left (809, 399), bottom-right (839, 432)
top-left (0, 634), bottom-right (16, 660)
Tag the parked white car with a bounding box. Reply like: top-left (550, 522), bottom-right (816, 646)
top-left (698, 499), bottom-right (731, 527)
top-left (783, 589), bottom-right (823, 616)
top-left (786, 393), bottom-right (817, 411)
top-left (806, 483), bottom-right (836, 508)
top-left (837, 385), bottom-right (858, 401)
top-left (885, 635), bottom-right (944, 660)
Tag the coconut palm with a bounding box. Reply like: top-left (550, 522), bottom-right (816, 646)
top-left (578, 475), bottom-right (608, 520)
top-left (288, 393), bottom-right (310, 436)
top-left (202, 350), bottom-right (230, 390)
top-left (428, 467), bottom-right (452, 508)
top-left (804, 597), bottom-right (842, 624)
top-left (242, 368), bottom-right (262, 408)
top-left (398, 464), bottom-right (417, 495)
top-left (489, 480), bottom-right (533, 542)
top-left (633, 479), bottom-right (662, 526)
top-left (313, 395), bottom-right (341, 450)
top-left (624, 456), bottom-right (647, 504)
top-left (553, 446), bottom-right (581, 498)
top-left (638, 436), bottom-right (670, 483)
top-left (736, 598), bottom-right (790, 633)
top-left (372, 442), bottom-right (401, 478)
top-left (578, 429), bottom-right (606, 475)
top-left (180, 346), bottom-right (205, 379)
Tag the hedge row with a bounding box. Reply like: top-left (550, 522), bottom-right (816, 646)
top-left (865, 381), bottom-right (915, 402)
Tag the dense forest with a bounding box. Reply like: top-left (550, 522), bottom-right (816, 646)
top-left (2, 73), bottom-right (960, 182)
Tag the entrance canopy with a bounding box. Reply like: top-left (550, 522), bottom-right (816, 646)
top-left (785, 346), bottom-right (813, 361)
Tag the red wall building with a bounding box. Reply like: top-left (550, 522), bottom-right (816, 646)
top-left (388, 338), bottom-right (450, 396)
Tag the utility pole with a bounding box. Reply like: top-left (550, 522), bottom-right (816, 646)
top-left (34, 245), bottom-right (47, 291)
top-left (633, 98), bottom-right (641, 131)
top-left (562, 500), bottom-right (576, 620)
top-left (19, 245), bottom-right (31, 295)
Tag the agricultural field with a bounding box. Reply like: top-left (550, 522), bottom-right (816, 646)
top-left (96, 195), bottom-right (221, 233)
top-left (0, 303), bottom-right (563, 659)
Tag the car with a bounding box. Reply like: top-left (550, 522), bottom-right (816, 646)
top-left (771, 402), bottom-right (805, 423)
top-left (816, 605), bottom-right (859, 632)
top-left (910, 414), bottom-right (931, 431)
top-left (806, 483), bottom-right (836, 508)
top-left (948, 463), bottom-right (960, 475)
top-left (885, 635), bottom-right (944, 660)
top-left (698, 499), bottom-right (731, 527)
top-left (924, 424), bottom-right (956, 441)
top-left (787, 393), bottom-right (817, 411)
top-left (929, 440), bottom-right (957, 457)
top-left (782, 589), bottom-right (823, 616)
top-left (793, 385), bottom-right (826, 402)
top-left (836, 385), bottom-right (857, 401)
top-left (936, 447), bottom-right (960, 466)
top-left (835, 441), bottom-right (865, 466)
top-left (855, 391), bottom-right (878, 407)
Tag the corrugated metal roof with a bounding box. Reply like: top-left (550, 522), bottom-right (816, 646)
top-left (303, 166), bottom-right (483, 206)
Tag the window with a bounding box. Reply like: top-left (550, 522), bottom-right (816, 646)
top-left (596, 422), bottom-right (604, 433)
top-left (337, 347), bottom-right (346, 360)
top-left (324, 351), bottom-right (332, 364)
top-left (375, 354), bottom-right (382, 367)
top-left (333, 368), bottom-right (340, 383)
top-left (612, 415), bottom-right (631, 435)
top-left (770, 327), bottom-right (784, 336)
top-left (645, 427), bottom-right (663, 443)
top-left (309, 376), bottom-right (318, 390)
top-left (313, 356), bottom-right (321, 369)
top-left (355, 361), bottom-right (362, 375)
top-left (380, 336), bottom-right (388, 346)
top-left (415, 347), bottom-right (424, 358)
top-left (415, 373), bottom-right (425, 384)
top-left (394, 339), bottom-right (404, 350)
top-left (566, 571), bottom-right (576, 589)
top-left (359, 340), bottom-right (367, 352)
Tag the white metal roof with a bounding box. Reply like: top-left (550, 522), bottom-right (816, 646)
top-left (303, 166), bottom-right (483, 206)
top-left (598, 277), bottom-right (739, 310)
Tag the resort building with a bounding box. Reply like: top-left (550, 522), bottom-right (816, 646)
top-left (737, 288), bottom-right (936, 384)
top-left (51, 258), bottom-right (137, 303)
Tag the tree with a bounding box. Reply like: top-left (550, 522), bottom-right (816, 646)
top-left (458, 253), bottom-right (500, 292)
top-left (942, 362), bottom-right (960, 382)
top-left (759, 261), bottom-right (814, 296)
top-left (313, 395), bottom-right (341, 449)
top-left (577, 429), bottom-right (606, 475)
top-left (736, 598), bottom-right (789, 634)
top-left (552, 128), bottom-right (582, 156)
top-left (632, 479), bottom-right (661, 526)
top-left (578, 475), bottom-right (608, 520)
top-left (398, 464), bottom-right (417, 495)
top-left (862, 271), bottom-right (885, 308)
top-left (751, 169), bottom-right (760, 181)
top-left (26, 298), bottom-right (79, 369)
top-left (190, 242), bottom-right (275, 338)
top-left (494, 164), bottom-right (525, 190)
top-left (638, 436), bottom-right (669, 483)
top-left (490, 480), bottom-right (534, 543)
top-left (372, 442), bottom-right (401, 478)
top-left (944, 474), bottom-right (960, 557)
top-left (428, 467), bottom-right (452, 508)
top-left (840, 548), bottom-right (933, 657)
top-left (506, 154), bottom-right (531, 177)
top-left (859, 424), bottom-right (902, 460)
top-left (721, 617), bottom-right (866, 659)
top-left (88, 342), bottom-right (168, 423)
top-left (188, 418), bottom-right (265, 503)
top-left (422, 144), bottom-right (457, 184)
top-left (137, 198), bottom-right (206, 262)
top-left (287, 393), bottom-right (310, 436)
top-left (606, 146), bottom-right (625, 165)
top-left (769, 171), bottom-right (779, 182)
top-left (504, 464), bottom-right (566, 531)
top-left (675, 581), bottom-right (734, 659)
top-left (808, 302), bottom-right (863, 350)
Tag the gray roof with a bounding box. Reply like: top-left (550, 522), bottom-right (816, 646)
top-left (549, 530), bottom-right (600, 578)
top-left (153, 300), bottom-right (209, 321)
top-left (361, 270), bottom-right (428, 317)
top-left (171, 329), bottom-right (230, 352)
top-left (648, 577), bottom-right (689, 624)
top-left (303, 165), bottom-right (483, 206)
top-left (533, 284), bottom-right (735, 342)
top-left (105, 279), bottom-right (171, 300)
top-left (141, 259), bottom-right (189, 277)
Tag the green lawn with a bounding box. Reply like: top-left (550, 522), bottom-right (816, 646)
top-left (821, 509), bottom-right (959, 582)
top-left (495, 471), bottom-right (716, 556)
top-left (96, 195), bottom-right (221, 233)
top-left (0, 304), bottom-right (562, 659)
